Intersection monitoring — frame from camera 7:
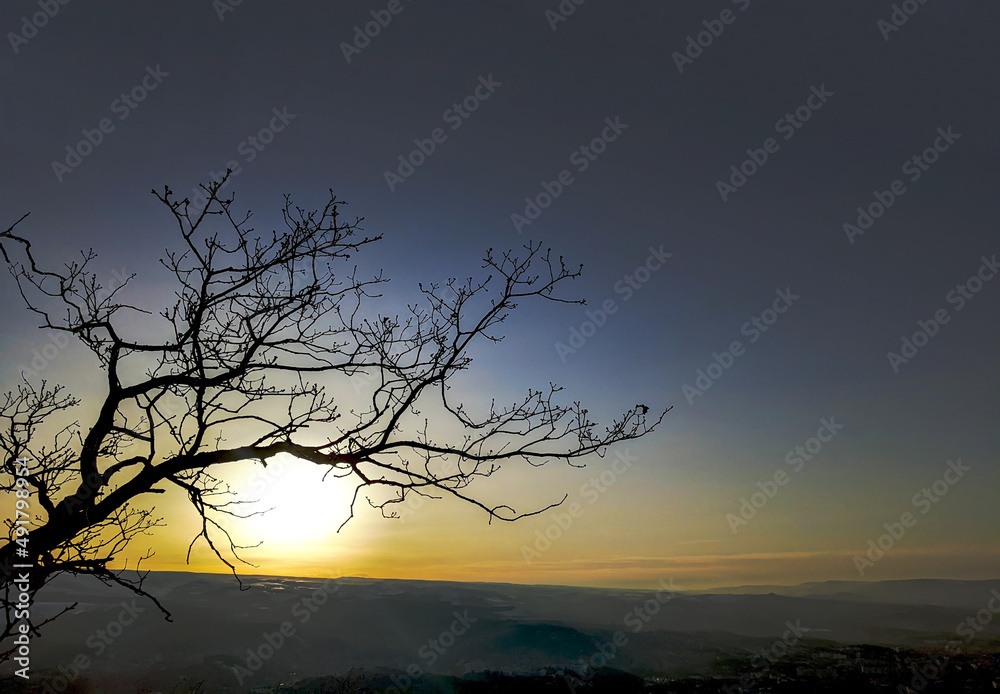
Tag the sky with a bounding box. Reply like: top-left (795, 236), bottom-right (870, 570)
top-left (0, 0), bottom-right (998, 592)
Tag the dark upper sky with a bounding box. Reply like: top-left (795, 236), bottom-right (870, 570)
top-left (1, 1), bottom-right (997, 586)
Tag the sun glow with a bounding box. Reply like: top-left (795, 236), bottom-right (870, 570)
top-left (237, 455), bottom-right (356, 550)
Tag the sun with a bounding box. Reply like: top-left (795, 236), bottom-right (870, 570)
top-left (236, 454), bottom-right (355, 548)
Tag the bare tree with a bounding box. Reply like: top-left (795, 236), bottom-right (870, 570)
top-left (0, 176), bottom-right (665, 657)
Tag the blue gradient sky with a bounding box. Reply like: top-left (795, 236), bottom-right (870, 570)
top-left (1, 1), bottom-right (997, 589)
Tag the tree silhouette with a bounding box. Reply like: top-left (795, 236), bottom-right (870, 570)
top-left (0, 176), bottom-right (665, 657)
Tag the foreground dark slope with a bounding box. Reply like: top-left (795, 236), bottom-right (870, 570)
top-left (3, 572), bottom-right (998, 691)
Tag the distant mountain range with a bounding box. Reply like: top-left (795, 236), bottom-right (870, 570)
top-left (696, 578), bottom-right (1000, 609)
